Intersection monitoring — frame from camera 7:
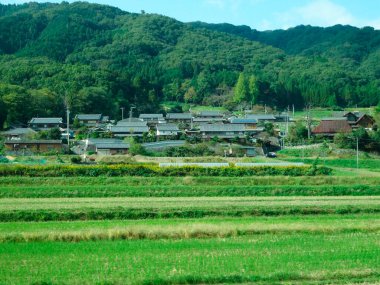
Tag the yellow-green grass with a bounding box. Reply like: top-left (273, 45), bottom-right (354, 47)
top-left (1, 196), bottom-right (379, 222)
top-left (2, 196), bottom-right (379, 210)
top-left (0, 214), bottom-right (379, 243)
top-left (1, 233), bottom-right (379, 284)
top-left (0, 176), bottom-right (379, 186)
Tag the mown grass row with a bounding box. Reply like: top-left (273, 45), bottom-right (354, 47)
top-left (2, 215), bottom-right (379, 243)
top-left (1, 184), bottom-right (379, 198)
top-left (1, 205), bottom-right (379, 222)
top-left (1, 233), bottom-right (379, 284)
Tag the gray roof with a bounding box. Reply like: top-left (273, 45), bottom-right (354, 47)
top-left (321, 117), bottom-right (348, 121)
top-left (5, 140), bottom-right (62, 144)
top-left (109, 126), bottom-right (149, 133)
top-left (76, 114), bottom-right (102, 120)
top-left (96, 143), bottom-right (130, 150)
top-left (87, 138), bottom-right (122, 144)
top-left (230, 118), bottom-right (258, 124)
top-left (139, 114), bottom-right (164, 119)
top-left (157, 124), bottom-right (180, 131)
top-left (166, 113), bottom-right (193, 120)
top-left (29, 118), bottom-right (63, 124)
top-left (200, 124), bottom-right (246, 132)
top-left (198, 111), bottom-right (224, 117)
top-left (118, 118), bottom-right (143, 123)
top-left (193, 118), bottom-right (224, 123)
top-left (143, 140), bottom-right (186, 150)
top-left (116, 121), bottom-right (148, 127)
top-left (245, 114), bottom-right (276, 120)
top-left (1, 128), bottom-right (36, 136)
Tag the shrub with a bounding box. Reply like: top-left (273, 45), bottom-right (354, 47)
top-left (70, 156), bottom-right (82, 164)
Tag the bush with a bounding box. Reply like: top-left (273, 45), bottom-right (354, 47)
top-left (0, 164), bottom-right (332, 177)
top-left (70, 156), bottom-right (82, 164)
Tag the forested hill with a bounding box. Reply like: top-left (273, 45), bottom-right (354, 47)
top-left (0, 2), bottom-right (379, 128)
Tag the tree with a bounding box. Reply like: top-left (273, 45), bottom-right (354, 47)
top-left (248, 75), bottom-right (259, 104)
top-left (288, 121), bottom-right (308, 143)
top-left (233, 73), bottom-right (249, 103)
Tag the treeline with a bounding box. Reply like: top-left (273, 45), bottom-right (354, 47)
top-left (0, 2), bottom-right (379, 128)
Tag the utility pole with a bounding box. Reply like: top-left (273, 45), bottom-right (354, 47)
top-left (306, 103), bottom-right (312, 140)
top-left (129, 106), bottom-right (136, 122)
top-left (264, 104), bottom-right (267, 114)
top-left (66, 108), bottom-right (70, 148)
top-left (292, 104), bottom-right (295, 117)
top-left (120, 107), bottom-right (125, 120)
top-left (356, 136), bottom-right (359, 170)
top-left (286, 106), bottom-right (290, 135)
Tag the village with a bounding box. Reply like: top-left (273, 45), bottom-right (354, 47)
top-left (1, 108), bottom-right (376, 159)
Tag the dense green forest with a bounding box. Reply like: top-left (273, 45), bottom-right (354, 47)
top-left (0, 2), bottom-right (379, 128)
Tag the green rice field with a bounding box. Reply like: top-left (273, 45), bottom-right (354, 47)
top-left (0, 174), bottom-right (379, 284)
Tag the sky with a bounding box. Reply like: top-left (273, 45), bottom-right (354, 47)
top-left (1, 0), bottom-right (380, 30)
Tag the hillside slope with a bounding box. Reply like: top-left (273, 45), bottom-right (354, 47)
top-left (0, 2), bottom-right (379, 127)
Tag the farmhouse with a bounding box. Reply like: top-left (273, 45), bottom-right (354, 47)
top-left (197, 111), bottom-right (225, 119)
top-left (312, 118), bottom-right (352, 137)
top-left (165, 113), bottom-right (193, 126)
top-left (229, 118), bottom-right (258, 130)
top-left (75, 114), bottom-right (103, 127)
top-left (1, 128), bottom-right (36, 140)
top-left (245, 114), bottom-right (276, 122)
top-left (354, 114), bottom-right (375, 130)
top-left (108, 125), bottom-right (149, 137)
top-left (200, 124), bottom-right (246, 139)
top-left (95, 143), bottom-right (130, 155)
top-left (156, 124), bottom-right (180, 137)
top-left (139, 114), bottom-right (165, 125)
top-left (4, 140), bottom-right (63, 152)
top-left (29, 118), bottom-right (63, 130)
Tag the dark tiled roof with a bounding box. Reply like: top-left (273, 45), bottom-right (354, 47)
top-left (1, 128), bottom-right (36, 135)
top-left (198, 111), bottom-right (224, 117)
top-left (157, 124), bottom-right (180, 131)
top-left (96, 143), bottom-right (130, 149)
top-left (166, 113), bottom-right (193, 119)
top-left (109, 126), bottom-right (149, 133)
top-left (200, 124), bottom-right (245, 132)
top-left (76, 114), bottom-right (102, 120)
top-left (139, 114), bottom-right (164, 119)
top-left (5, 140), bottom-right (62, 144)
top-left (312, 120), bottom-right (352, 134)
top-left (29, 118), bottom-right (63, 124)
top-left (116, 121), bottom-right (148, 127)
top-left (245, 114), bottom-right (276, 120)
top-left (230, 118), bottom-right (258, 124)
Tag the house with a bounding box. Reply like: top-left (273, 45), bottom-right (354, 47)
top-left (156, 124), bottom-right (180, 137)
top-left (108, 125), bottom-right (149, 137)
top-left (354, 114), bottom-right (375, 130)
top-left (75, 114), bottom-right (103, 127)
top-left (245, 114), bottom-right (276, 122)
top-left (229, 118), bottom-right (258, 130)
top-left (142, 140), bottom-right (186, 151)
top-left (192, 117), bottom-right (224, 124)
top-left (95, 143), bottom-right (130, 155)
top-left (139, 114), bottom-right (165, 125)
top-left (197, 111), bottom-right (225, 119)
top-left (115, 121), bottom-right (148, 127)
top-left (29, 118), bottom-right (63, 130)
top-left (312, 118), bottom-right (352, 137)
top-left (165, 113), bottom-right (193, 125)
top-left (200, 124), bottom-right (246, 139)
top-left (1, 128), bottom-right (36, 140)
top-left (4, 140), bottom-right (63, 152)
top-left (85, 138), bottom-right (122, 153)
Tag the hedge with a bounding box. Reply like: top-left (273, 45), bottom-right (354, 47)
top-left (0, 164), bottom-right (332, 177)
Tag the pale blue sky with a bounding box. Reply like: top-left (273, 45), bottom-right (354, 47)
top-left (1, 0), bottom-right (379, 30)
